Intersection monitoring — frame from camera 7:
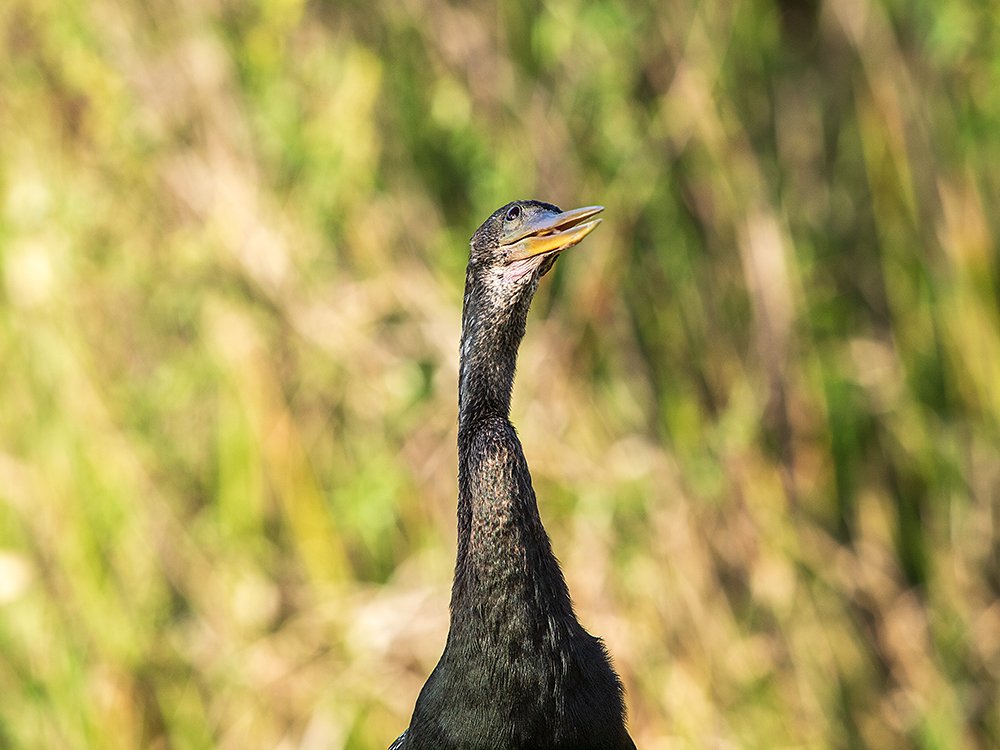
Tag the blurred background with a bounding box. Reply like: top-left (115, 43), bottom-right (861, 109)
top-left (1, 0), bottom-right (999, 747)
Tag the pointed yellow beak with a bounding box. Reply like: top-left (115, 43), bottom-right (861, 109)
top-left (504, 205), bottom-right (604, 262)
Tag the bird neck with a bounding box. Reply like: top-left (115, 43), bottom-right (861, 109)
top-left (452, 415), bottom-right (574, 623)
top-left (456, 274), bottom-right (533, 430)
top-left (451, 272), bottom-right (574, 629)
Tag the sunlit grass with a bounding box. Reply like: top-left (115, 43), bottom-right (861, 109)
top-left (1, 0), bottom-right (999, 748)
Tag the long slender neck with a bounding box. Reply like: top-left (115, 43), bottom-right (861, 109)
top-left (451, 272), bottom-right (573, 622)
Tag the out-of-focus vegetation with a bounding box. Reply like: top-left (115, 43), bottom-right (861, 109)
top-left (1, 0), bottom-right (999, 746)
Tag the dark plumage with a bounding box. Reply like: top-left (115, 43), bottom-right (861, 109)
top-left (392, 201), bottom-right (634, 750)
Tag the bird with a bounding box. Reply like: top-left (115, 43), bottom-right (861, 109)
top-left (390, 200), bottom-right (635, 750)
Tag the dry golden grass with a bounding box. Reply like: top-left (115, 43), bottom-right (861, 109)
top-left (1, 0), bottom-right (999, 747)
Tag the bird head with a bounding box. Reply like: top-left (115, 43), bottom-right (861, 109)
top-left (468, 200), bottom-right (604, 295)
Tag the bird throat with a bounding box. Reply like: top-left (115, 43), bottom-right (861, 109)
top-left (452, 273), bottom-right (574, 635)
top-left (456, 271), bottom-right (535, 429)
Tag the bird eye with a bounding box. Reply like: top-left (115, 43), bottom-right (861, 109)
top-left (505, 205), bottom-right (521, 222)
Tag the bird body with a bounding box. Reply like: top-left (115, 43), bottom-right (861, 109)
top-left (394, 201), bottom-right (634, 750)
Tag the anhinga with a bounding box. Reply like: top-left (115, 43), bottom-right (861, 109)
top-left (391, 201), bottom-right (635, 750)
